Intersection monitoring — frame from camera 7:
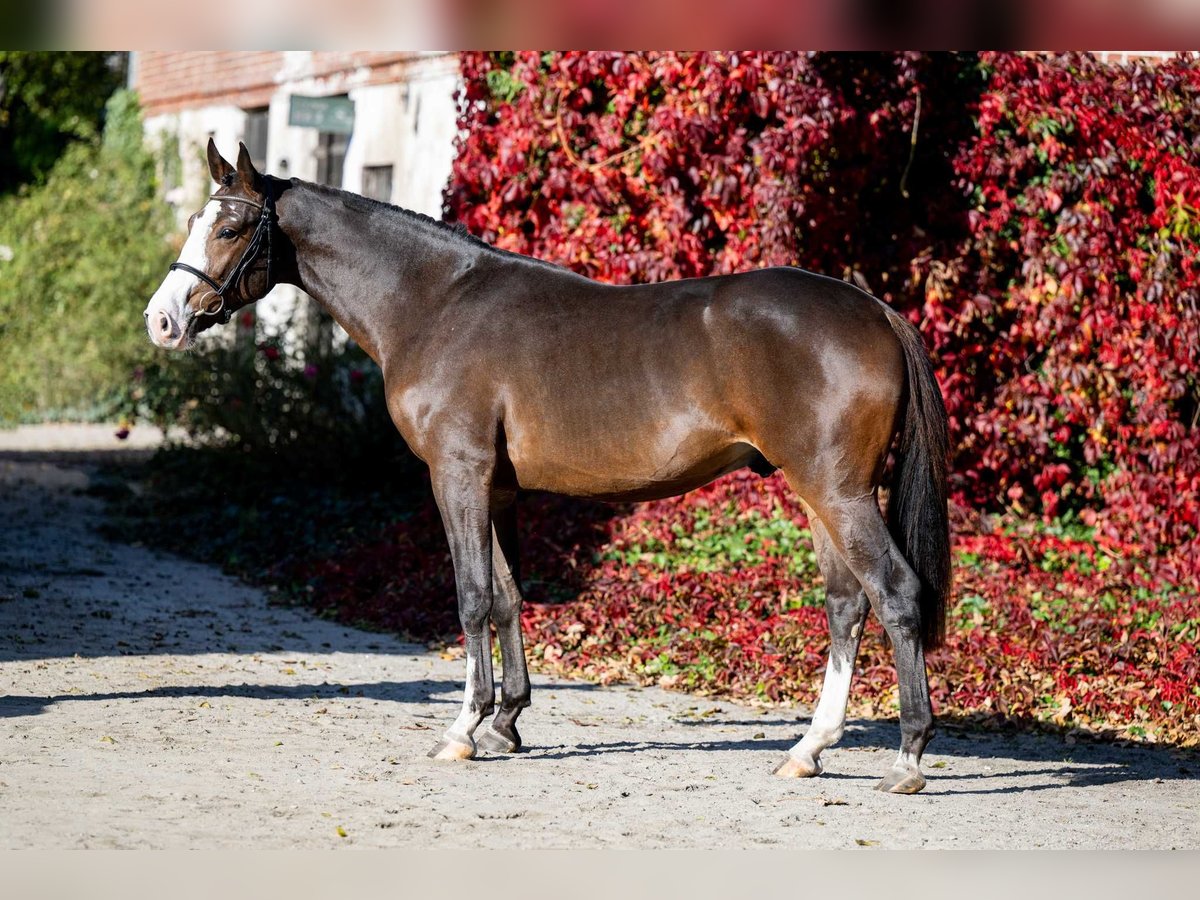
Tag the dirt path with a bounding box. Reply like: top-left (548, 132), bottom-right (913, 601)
top-left (1, 428), bottom-right (1197, 848)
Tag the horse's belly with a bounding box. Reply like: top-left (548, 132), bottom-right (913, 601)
top-left (506, 414), bottom-right (757, 502)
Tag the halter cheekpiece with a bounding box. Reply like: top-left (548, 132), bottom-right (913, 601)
top-left (168, 178), bottom-right (276, 325)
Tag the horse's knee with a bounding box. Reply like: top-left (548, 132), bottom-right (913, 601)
top-left (491, 595), bottom-right (521, 630)
top-left (460, 604), bottom-right (491, 639)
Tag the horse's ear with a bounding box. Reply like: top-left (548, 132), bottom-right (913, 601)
top-left (206, 137), bottom-right (235, 187)
top-left (236, 142), bottom-right (262, 193)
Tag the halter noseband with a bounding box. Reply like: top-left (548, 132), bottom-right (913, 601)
top-left (168, 179), bottom-right (276, 325)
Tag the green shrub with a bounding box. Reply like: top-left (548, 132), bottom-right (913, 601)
top-left (0, 89), bottom-right (173, 422)
top-left (0, 51), bottom-right (125, 194)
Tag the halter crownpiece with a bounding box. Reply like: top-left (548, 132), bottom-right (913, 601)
top-left (168, 177), bottom-right (276, 324)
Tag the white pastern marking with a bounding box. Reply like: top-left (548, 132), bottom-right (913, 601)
top-left (894, 750), bottom-right (921, 772)
top-left (144, 201), bottom-right (220, 326)
top-left (792, 654), bottom-right (854, 758)
top-left (449, 652), bottom-right (482, 740)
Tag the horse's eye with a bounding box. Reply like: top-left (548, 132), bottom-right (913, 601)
top-left (218, 227), bottom-right (237, 240)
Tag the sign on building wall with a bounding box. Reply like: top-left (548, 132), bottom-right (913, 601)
top-left (288, 95), bottom-right (355, 134)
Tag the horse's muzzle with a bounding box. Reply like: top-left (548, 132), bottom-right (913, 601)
top-left (147, 308), bottom-right (184, 348)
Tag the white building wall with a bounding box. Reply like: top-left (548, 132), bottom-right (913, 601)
top-left (144, 105), bottom-right (251, 217)
top-left (320, 52), bottom-right (459, 215)
top-left (341, 83), bottom-right (404, 199)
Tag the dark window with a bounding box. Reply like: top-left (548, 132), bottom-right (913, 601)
top-left (316, 131), bottom-right (349, 188)
top-left (243, 108), bottom-right (269, 172)
top-left (361, 165), bottom-right (393, 203)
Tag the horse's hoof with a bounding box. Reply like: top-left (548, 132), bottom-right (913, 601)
top-left (428, 737), bottom-right (476, 761)
top-left (772, 753), bottom-right (822, 778)
top-left (476, 726), bottom-right (521, 755)
top-left (874, 768), bottom-right (926, 794)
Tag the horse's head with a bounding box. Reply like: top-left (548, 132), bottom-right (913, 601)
top-left (144, 138), bottom-right (276, 350)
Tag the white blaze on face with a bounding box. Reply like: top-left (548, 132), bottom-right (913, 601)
top-left (143, 200), bottom-right (221, 348)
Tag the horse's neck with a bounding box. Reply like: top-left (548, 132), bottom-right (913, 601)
top-left (277, 179), bottom-right (470, 368)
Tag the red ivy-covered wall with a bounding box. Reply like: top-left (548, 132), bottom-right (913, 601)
top-left (444, 51), bottom-right (1200, 575)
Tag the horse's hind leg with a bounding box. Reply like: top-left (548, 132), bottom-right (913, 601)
top-left (774, 517), bottom-right (869, 779)
top-left (803, 493), bottom-right (935, 794)
top-left (476, 500), bottom-right (531, 754)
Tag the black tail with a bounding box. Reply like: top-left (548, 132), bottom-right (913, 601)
top-left (883, 308), bottom-right (951, 650)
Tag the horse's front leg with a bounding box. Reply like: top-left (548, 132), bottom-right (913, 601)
top-left (427, 462), bottom-right (496, 761)
top-left (477, 500), bottom-right (531, 754)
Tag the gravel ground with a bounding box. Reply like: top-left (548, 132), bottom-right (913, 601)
top-left (1, 426), bottom-right (1197, 848)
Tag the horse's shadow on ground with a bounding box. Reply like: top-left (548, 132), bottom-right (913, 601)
top-left (0, 679), bottom-right (463, 718)
top-left (3, 675), bottom-right (1192, 796)
top-left (0, 673), bottom-right (603, 719)
top-left (520, 713), bottom-right (1196, 794)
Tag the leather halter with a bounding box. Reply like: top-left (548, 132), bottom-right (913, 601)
top-left (168, 179), bottom-right (276, 324)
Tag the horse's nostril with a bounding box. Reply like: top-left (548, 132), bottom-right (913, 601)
top-left (158, 314), bottom-right (171, 335)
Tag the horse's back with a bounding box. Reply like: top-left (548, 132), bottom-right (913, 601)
top-left (480, 262), bottom-right (900, 382)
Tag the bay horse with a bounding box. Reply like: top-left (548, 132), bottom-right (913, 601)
top-left (144, 140), bottom-right (951, 794)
